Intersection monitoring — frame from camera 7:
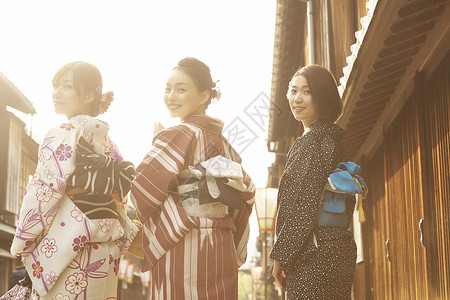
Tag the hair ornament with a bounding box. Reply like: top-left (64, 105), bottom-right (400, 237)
top-left (211, 80), bottom-right (221, 102)
top-left (99, 91), bottom-right (114, 114)
top-left (95, 86), bottom-right (102, 94)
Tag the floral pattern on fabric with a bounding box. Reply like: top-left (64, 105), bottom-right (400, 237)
top-left (45, 272), bottom-right (59, 286)
top-left (51, 293), bottom-right (70, 300)
top-left (60, 123), bottom-right (75, 131)
top-left (36, 186), bottom-right (54, 202)
top-left (72, 236), bottom-right (88, 253)
top-left (32, 261), bottom-right (44, 279)
top-left (70, 206), bottom-right (86, 222)
top-left (0, 284), bottom-right (32, 300)
top-left (64, 273), bottom-right (87, 295)
top-left (40, 238), bottom-right (58, 258)
top-left (98, 219), bottom-right (112, 233)
top-left (44, 169), bottom-right (57, 180)
top-left (10, 115), bottom-right (138, 299)
top-left (55, 144), bottom-right (72, 161)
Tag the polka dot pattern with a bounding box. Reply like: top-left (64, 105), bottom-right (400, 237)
top-left (270, 121), bottom-right (357, 299)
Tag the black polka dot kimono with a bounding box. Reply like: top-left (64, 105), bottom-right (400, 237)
top-left (270, 121), bottom-right (357, 300)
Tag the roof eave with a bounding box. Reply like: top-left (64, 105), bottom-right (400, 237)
top-left (0, 72), bottom-right (36, 115)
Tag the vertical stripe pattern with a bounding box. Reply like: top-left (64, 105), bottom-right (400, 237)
top-left (131, 115), bottom-right (255, 299)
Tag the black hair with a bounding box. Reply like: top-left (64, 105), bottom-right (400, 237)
top-left (292, 64), bottom-right (343, 123)
top-left (53, 61), bottom-right (103, 117)
top-left (173, 57), bottom-right (218, 107)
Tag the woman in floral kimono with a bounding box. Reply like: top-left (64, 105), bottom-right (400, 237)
top-left (131, 57), bottom-right (255, 300)
top-left (10, 61), bottom-right (137, 300)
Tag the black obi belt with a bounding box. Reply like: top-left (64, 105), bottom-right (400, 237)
top-left (66, 137), bottom-right (135, 219)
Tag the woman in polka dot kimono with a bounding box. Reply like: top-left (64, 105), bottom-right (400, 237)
top-left (10, 61), bottom-right (138, 300)
top-left (270, 65), bottom-right (357, 299)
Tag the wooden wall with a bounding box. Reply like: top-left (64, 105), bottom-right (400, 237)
top-left (5, 116), bottom-right (23, 215)
top-left (354, 0), bottom-right (370, 31)
top-left (421, 53), bottom-right (449, 299)
top-left (329, 0), bottom-right (357, 79)
top-left (313, 0), bottom-right (357, 80)
top-left (0, 108), bottom-right (9, 214)
top-left (310, 0), bottom-right (369, 85)
top-left (356, 53), bottom-right (449, 299)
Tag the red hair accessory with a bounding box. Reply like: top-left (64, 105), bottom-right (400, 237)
top-left (211, 80), bottom-right (221, 102)
top-left (99, 91), bottom-right (114, 114)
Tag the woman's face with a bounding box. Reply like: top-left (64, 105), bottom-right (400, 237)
top-left (52, 70), bottom-right (92, 119)
top-left (287, 75), bottom-right (318, 127)
top-left (164, 70), bottom-right (209, 121)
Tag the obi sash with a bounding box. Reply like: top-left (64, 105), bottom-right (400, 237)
top-left (177, 155), bottom-right (247, 218)
top-left (66, 137), bottom-right (136, 219)
top-left (317, 161), bottom-right (368, 226)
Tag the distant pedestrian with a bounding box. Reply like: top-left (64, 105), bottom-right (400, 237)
top-left (10, 61), bottom-right (138, 299)
top-left (9, 266), bottom-right (26, 289)
top-left (131, 57), bottom-right (255, 299)
top-left (270, 65), bottom-right (357, 299)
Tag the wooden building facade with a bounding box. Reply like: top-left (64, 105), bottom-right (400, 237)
top-left (267, 0), bottom-right (449, 298)
top-left (0, 73), bottom-right (38, 294)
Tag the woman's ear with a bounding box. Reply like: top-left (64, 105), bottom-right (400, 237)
top-left (84, 92), bottom-right (95, 104)
top-left (200, 90), bottom-right (210, 105)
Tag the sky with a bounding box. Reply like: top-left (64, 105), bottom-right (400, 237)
top-left (0, 0), bottom-right (277, 268)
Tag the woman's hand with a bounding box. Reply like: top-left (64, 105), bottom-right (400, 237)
top-left (272, 259), bottom-right (285, 287)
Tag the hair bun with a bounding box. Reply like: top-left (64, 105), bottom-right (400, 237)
top-left (99, 91), bottom-right (114, 114)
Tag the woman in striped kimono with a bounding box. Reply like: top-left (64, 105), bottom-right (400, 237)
top-left (10, 61), bottom-right (138, 299)
top-left (131, 57), bottom-right (255, 300)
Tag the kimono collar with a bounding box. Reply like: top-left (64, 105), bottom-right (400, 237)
top-left (182, 114), bottom-right (224, 134)
top-left (308, 121), bottom-right (344, 141)
top-left (68, 115), bottom-right (110, 138)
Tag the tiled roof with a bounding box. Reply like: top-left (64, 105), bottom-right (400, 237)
top-left (0, 72), bottom-right (36, 114)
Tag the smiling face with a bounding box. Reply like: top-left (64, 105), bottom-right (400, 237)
top-left (164, 70), bottom-right (209, 121)
top-left (52, 69), bottom-right (93, 119)
top-left (287, 75), bottom-right (318, 128)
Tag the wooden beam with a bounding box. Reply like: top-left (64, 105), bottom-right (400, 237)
top-left (355, 3), bottom-right (450, 161)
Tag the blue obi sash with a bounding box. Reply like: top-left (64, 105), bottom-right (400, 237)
top-left (317, 162), bottom-right (368, 227)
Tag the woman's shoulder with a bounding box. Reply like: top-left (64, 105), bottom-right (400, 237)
top-left (44, 120), bottom-right (83, 139)
top-left (308, 122), bottom-right (344, 144)
top-left (46, 115), bottom-right (109, 135)
top-left (290, 123), bottom-right (346, 160)
top-left (310, 121), bottom-right (343, 135)
top-left (316, 124), bottom-right (349, 160)
top-left (152, 123), bottom-right (196, 144)
top-left (69, 115), bottom-right (110, 136)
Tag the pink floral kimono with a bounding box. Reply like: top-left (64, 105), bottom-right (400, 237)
top-left (10, 115), bottom-right (138, 300)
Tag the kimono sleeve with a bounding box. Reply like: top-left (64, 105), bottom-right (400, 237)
top-left (269, 134), bottom-right (337, 271)
top-left (229, 150), bottom-right (256, 267)
top-left (130, 125), bottom-right (195, 220)
top-left (10, 125), bottom-right (82, 256)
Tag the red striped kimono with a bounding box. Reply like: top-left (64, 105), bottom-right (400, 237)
top-left (130, 114), bottom-right (255, 300)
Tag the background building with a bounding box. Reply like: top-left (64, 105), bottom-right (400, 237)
top-left (267, 0), bottom-right (449, 298)
top-left (0, 72), bottom-right (38, 294)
